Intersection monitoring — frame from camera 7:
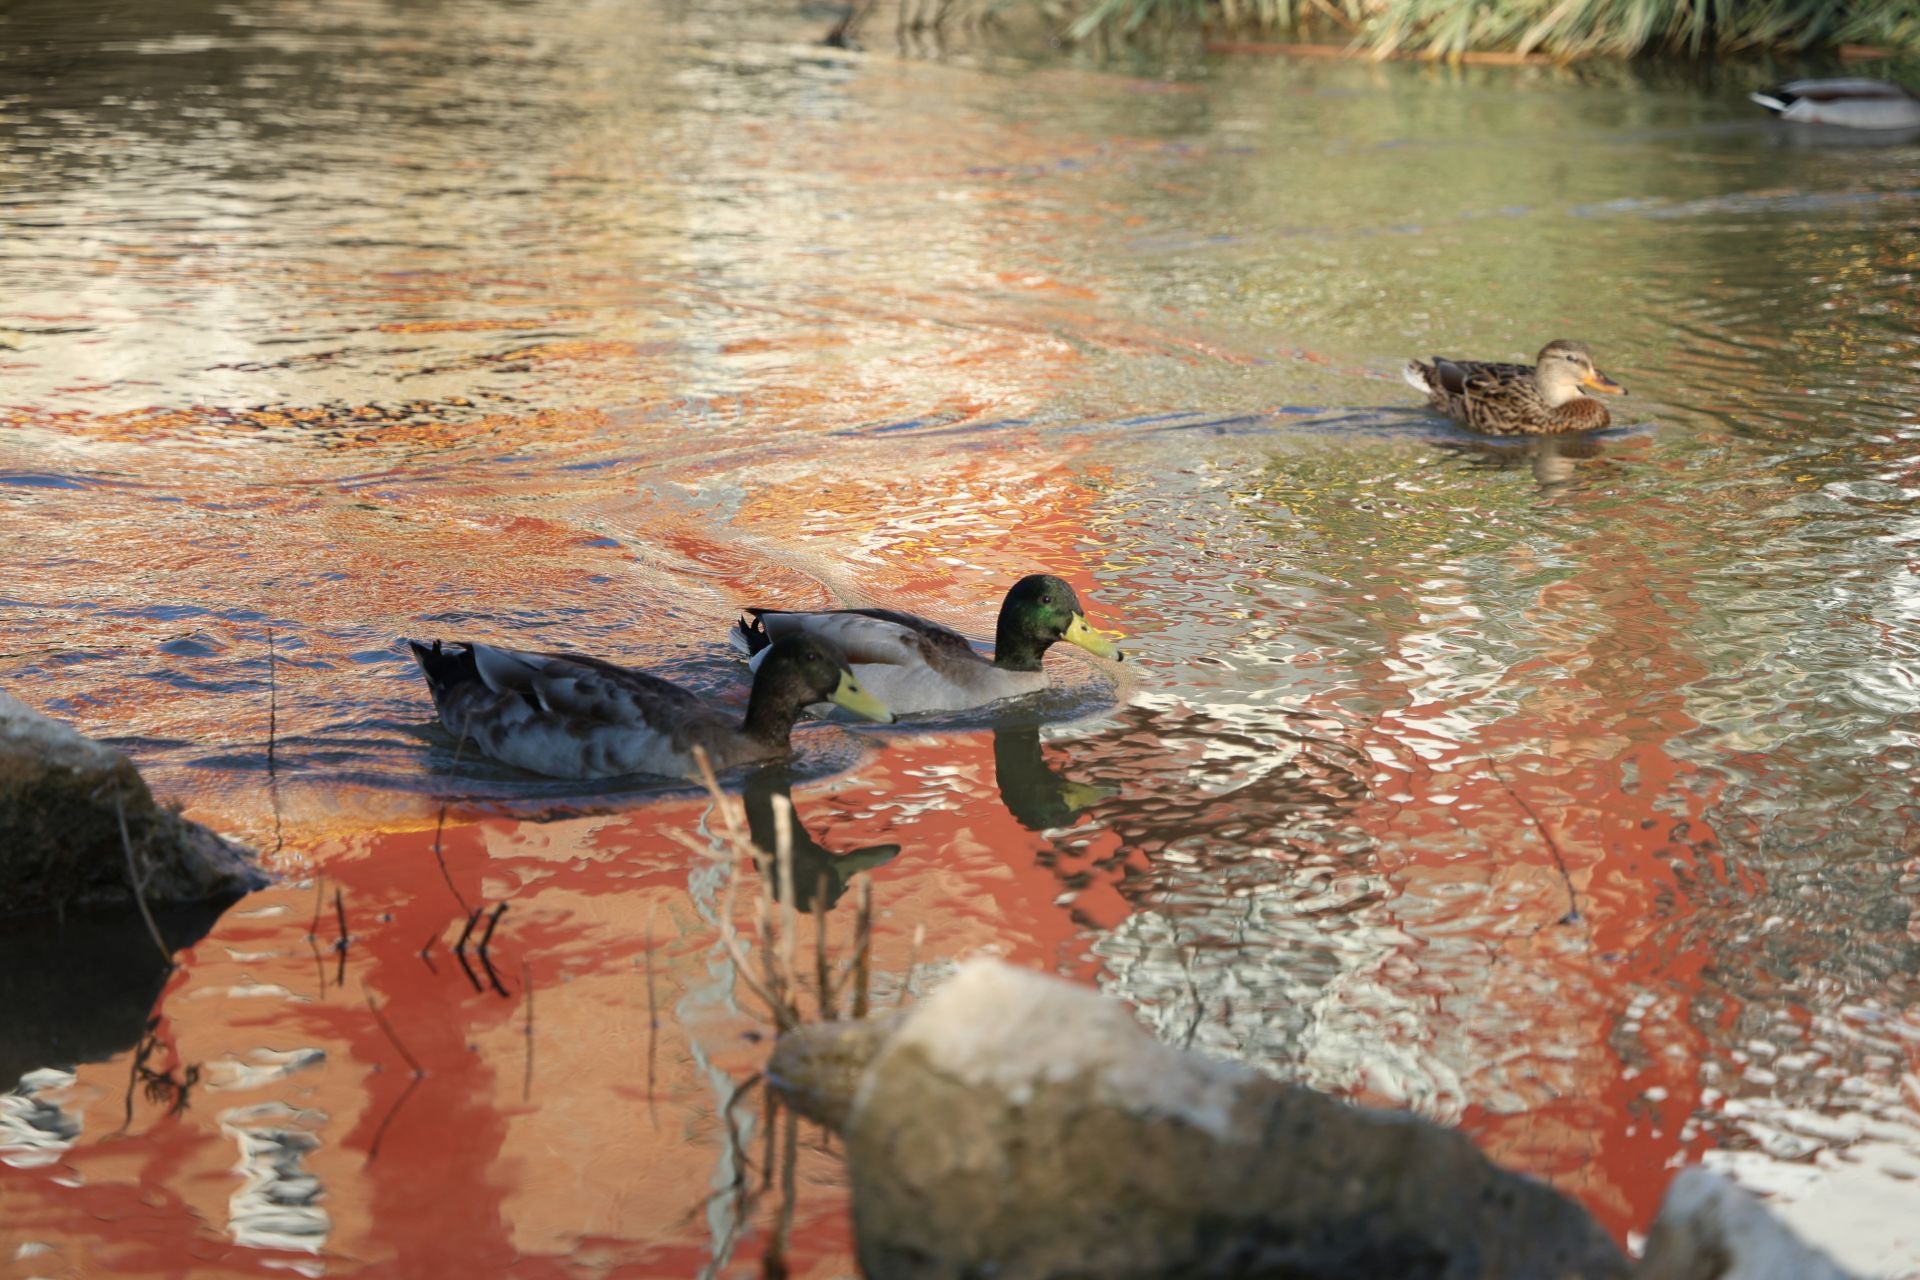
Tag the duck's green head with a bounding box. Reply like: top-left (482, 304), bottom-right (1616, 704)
top-left (995, 573), bottom-right (1125, 672)
top-left (1535, 340), bottom-right (1626, 407)
top-left (753, 634), bottom-right (893, 726)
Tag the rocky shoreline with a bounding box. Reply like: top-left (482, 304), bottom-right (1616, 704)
top-left (773, 960), bottom-right (1855, 1280)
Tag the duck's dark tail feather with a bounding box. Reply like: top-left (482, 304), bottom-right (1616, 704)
top-left (407, 639), bottom-right (480, 705)
top-left (729, 610), bottom-right (773, 658)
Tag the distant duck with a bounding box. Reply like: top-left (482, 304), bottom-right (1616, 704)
top-left (1751, 79), bottom-right (1920, 130)
top-left (407, 634), bottom-right (891, 780)
top-left (731, 573), bottom-right (1124, 716)
top-left (1404, 340), bottom-right (1627, 436)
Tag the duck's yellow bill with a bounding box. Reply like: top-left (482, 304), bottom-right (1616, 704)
top-left (830, 670), bottom-right (893, 723)
top-left (1059, 780), bottom-right (1117, 812)
top-left (1065, 613), bottom-right (1124, 662)
top-left (1583, 370), bottom-right (1627, 395)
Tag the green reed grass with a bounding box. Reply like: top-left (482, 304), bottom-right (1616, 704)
top-left (1057, 0), bottom-right (1920, 56)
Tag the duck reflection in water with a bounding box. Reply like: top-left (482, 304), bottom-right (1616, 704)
top-left (1432, 431), bottom-right (1615, 493)
top-left (992, 723), bottom-right (1115, 832)
top-left (743, 766), bottom-right (901, 912)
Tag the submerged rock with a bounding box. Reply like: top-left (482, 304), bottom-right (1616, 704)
top-left (0, 691), bottom-right (263, 919)
top-left (777, 959), bottom-right (1632, 1280)
top-left (1638, 1167), bottom-right (1856, 1280)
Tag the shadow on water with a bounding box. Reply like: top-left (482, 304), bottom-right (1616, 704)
top-left (0, 902), bottom-right (228, 1086)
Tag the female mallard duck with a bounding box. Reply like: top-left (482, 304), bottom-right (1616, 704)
top-left (407, 633), bottom-right (891, 780)
top-left (1751, 80), bottom-right (1920, 130)
top-left (730, 573), bottom-right (1123, 716)
top-left (1404, 340), bottom-right (1627, 436)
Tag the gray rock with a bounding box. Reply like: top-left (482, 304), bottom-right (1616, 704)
top-left (0, 691), bottom-right (264, 918)
top-left (768, 1010), bottom-right (902, 1131)
top-left (1636, 1167), bottom-right (1857, 1280)
top-left (779, 959), bottom-right (1632, 1280)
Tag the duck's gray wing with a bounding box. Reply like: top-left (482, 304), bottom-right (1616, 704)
top-left (748, 609), bottom-right (981, 671)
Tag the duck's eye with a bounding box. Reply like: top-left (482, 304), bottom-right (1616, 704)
top-left (1041, 594), bottom-right (1054, 605)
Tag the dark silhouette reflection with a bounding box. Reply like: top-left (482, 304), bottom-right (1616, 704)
top-left (1433, 431), bottom-right (1616, 492)
top-left (743, 767), bottom-right (900, 912)
top-left (1011, 703), bottom-right (1370, 891)
top-left (993, 724), bottom-right (1115, 831)
top-left (0, 902), bottom-right (227, 1087)
top-left (1765, 122), bottom-right (1920, 149)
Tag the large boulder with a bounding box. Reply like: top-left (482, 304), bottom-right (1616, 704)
top-left (0, 691), bottom-right (263, 918)
top-left (772, 959), bottom-right (1632, 1280)
top-left (1637, 1167), bottom-right (1854, 1280)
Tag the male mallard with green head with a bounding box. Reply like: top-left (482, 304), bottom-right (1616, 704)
top-left (730, 573), bottom-right (1124, 716)
top-left (408, 633), bottom-right (891, 780)
top-left (1404, 340), bottom-right (1627, 436)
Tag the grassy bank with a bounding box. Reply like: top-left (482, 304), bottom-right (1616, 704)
top-left (1056, 0), bottom-right (1920, 58)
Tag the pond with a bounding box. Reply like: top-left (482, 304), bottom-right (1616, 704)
top-left (2, 0), bottom-right (1918, 1273)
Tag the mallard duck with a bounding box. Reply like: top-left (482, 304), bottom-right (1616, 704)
top-left (1404, 340), bottom-right (1626, 436)
top-left (407, 634), bottom-right (891, 780)
top-left (730, 573), bottom-right (1124, 716)
top-left (1751, 80), bottom-right (1920, 130)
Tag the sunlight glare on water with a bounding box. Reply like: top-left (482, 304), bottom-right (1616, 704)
top-left (2, 0), bottom-right (1918, 1273)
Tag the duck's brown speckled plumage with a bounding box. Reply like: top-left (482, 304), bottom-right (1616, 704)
top-left (407, 634), bottom-right (889, 780)
top-left (1405, 340), bottom-right (1626, 437)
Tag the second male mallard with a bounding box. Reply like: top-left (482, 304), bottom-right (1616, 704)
top-left (1405, 340), bottom-right (1627, 436)
top-left (730, 573), bottom-right (1123, 716)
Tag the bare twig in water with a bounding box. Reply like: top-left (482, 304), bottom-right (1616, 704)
top-left (676, 1073), bottom-right (769, 1255)
top-left (265, 626), bottom-right (278, 779)
top-left (451, 906), bottom-right (484, 993)
top-left (333, 887), bottom-right (350, 987)
top-left (755, 877), bottom-right (785, 1024)
top-left (814, 872), bottom-right (834, 1021)
top-left (900, 923), bottom-right (925, 1009)
top-left (676, 819), bottom-right (790, 1023)
top-left (476, 902), bottom-right (510, 998)
top-left (522, 958), bottom-right (534, 1102)
top-left (431, 711), bottom-right (475, 916)
top-left (453, 907), bottom-right (480, 954)
top-left (113, 794), bottom-right (171, 968)
top-left (852, 874), bottom-right (873, 1020)
top-left (116, 1016), bottom-right (161, 1135)
top-left (644, 902), bottom-right (660, 1129)
top-left (1487, 757), bottom-right (1581, 925)
top-left (361, 983), bottom-right (424, 1163)
top-left (760, 1074), bottom-right (778, 1193)
top-left (306, 871), bottom-right (328, 994)
top-left (308, 871), bottom-right (325, 938)
top-left (691, 746), bottom-right (746, 846)
top-left (823, 0), bottom-right (877, 47)
top-left (685, 1071), bottom-right (763, 1237)
top-left (773, 795), bottom-right (799, 1011)
top-left (767, 1102), bottom-right (799, 1278)
top-left (476, 901), bottom-right (508, 956)
top-left (362, 983), bottom-right (423, 1076)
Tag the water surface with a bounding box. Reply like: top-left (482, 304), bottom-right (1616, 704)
top-left (3, 0), bottom-right (1918, 1273)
